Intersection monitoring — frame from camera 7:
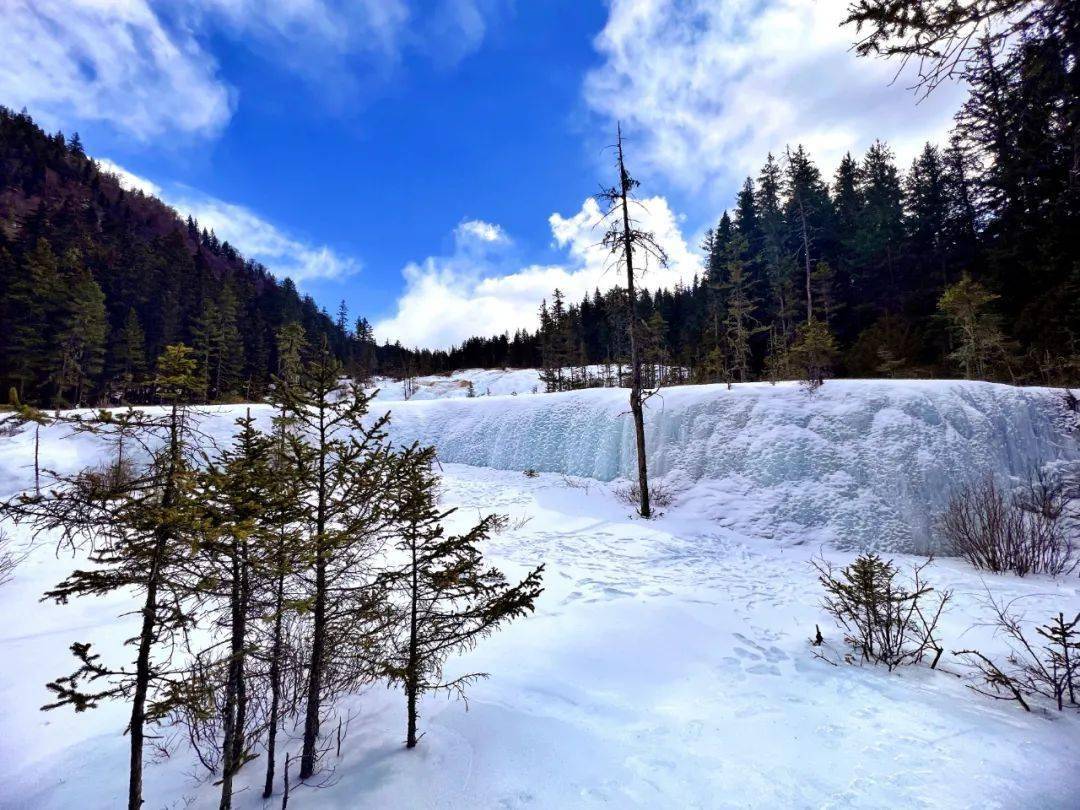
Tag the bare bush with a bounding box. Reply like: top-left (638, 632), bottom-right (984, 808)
top-left (523, 468), bottom-right (539, 479)
top-left (0, 529), bottom-right (16, 588)
top-left (955, 594), bottom-right (1079, 712)
top-left (940, 474), bottom-right (1076, 576)
top-left (615, 479), bottom-right (674, 512)
top-left (812, 554), bottom-right (950, 671)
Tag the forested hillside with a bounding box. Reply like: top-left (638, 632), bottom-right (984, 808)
top-left (2, 1), bottom-right (1077, 404)
top-left (452, 25), bottom-right (1080, 388)
top-left (0, 107), bottom-right (370, 406)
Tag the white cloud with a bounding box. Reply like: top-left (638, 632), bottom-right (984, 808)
top-left (98, 160), bottom-right (358, 283)
top-left (584, 0), bottom-right (968, 194)
top-left (0, 0), bottom-right (500, 140)
top-left (375, 197), bottom-right (702, 349)
top-left (172, 190), bottom-right (359, 282)
top-left (457, 219), bottom-right (510, 245)
top-left (0, 0), bottom-right (233, 139)
top-left (96, 158), bottom-right (163, 198)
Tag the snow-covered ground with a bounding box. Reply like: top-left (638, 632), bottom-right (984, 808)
top-left (1, 378), bottom-right (1079, 808)
top-left (366, 368), bottom-right (548, 401)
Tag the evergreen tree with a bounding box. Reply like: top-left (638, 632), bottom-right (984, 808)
top-left (937, 275), bottom-right (1013, 379)
top-left (51, 250), bottom-right (107, 406)
top-left (4, 238), bottom-right (61, 399)
top-left (784, 145), bottom-right (831, 323)
top-left (720, 233), bottom-right (761, 383)
top-left (281, 336), bottom-right (406, 780)
top-left (261, 322), bottom-right (311, 798)
top-left (788, 318), bottom-right (838, 390)
top-left (854, 141), bottom-right (906, 306)
top-left (379, 450), bottom-right (543, 748)
top-left (1, 344), bottom-right (206, 810)
top-left (111, 307), bottom-right (148, 402)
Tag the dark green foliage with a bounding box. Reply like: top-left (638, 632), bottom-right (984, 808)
top-left (0, 107), bottom-right (354, 406)
top-left (0, 344), bottom-right (207, 810)
top-left (379, 449), bottom-right (544, 748)
top-left (813, 554), bottom-right (950, 671)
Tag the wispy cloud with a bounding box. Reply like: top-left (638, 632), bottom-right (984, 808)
top-left (0, 0), bottom-right (507, 141)
top-left (0, 0), bottom-right (233, 139)
top-left (375, 198), bottom-right (701, 349)
top-left (584, 0), bottom-right (967, 195)
top-left (101, 160), bottom-right (359, 283)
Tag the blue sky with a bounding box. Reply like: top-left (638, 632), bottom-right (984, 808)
top-left (1, 0), bottom-right (966, 348)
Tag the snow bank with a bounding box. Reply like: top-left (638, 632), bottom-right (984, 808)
top-left (366, 368), bottom-right (546, 401)
top-left (1, 379), bottom-right (1074, 554)
top-left (379, 380), bottom-right (1078, 553)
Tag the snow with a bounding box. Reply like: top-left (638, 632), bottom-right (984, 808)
top-left (1, 378), bottom-right (1079, 808)
top-left (366, 368), bottom-right (547, 401)
top-left (377, 378), bottom-right (1077, 553)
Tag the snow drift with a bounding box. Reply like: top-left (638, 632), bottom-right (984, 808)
top-left (379, 379), bottom-right (1078, 553)
top-left (1, 378), bottom-right (1074, 554)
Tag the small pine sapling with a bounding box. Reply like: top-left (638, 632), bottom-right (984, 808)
top-left (380, 449), bottom-right (544, 748)
top-left (812, 553), bottom-right (950, 670)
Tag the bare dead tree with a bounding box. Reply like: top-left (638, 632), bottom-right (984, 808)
top-left (0, 528), bottom-right (16, 588)
top-left (596, 124), bottom-right (668, 518)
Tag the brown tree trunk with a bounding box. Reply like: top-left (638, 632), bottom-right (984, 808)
top-left (263, 560), bottom-right (286, 798)
top-left (300, 405), bottom-right (329, 780)
top-left (617, 127), bottom-right (651, 519)
top-left (406, 539), bottom-right (419, 748)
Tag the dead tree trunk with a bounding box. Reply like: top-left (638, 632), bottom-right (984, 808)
top-left (616, 126), bottom-right (651, 518)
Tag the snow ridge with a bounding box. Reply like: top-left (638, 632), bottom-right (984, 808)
top-left (379, 379), bottom-right (1077, 552)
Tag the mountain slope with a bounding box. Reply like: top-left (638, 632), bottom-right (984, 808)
top-left (0, 107), bottom-right (350, 405)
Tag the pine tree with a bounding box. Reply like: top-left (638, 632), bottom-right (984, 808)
top-left (855, 140), bottom-right (906, 305)
top-left (111, 307), bottom-right (148, 402)
top-left (261, 322), bottom-right (311, 799)
top-left (380, 450), bottom-right (543, 748)
top-left (283, 336), bottom-right (405, 780)
top-left (1, 344), bottom-right (206, 810)
top-left (788, 318), bottom-right (839, 390)
top-left (51, 250), bottom-right (107, 407)
top-left (720, 233), bottom-right (761, 383)
top-left (194, 414), bottom-right (287, 810)
top-left (4, 238), bottom-right (61, 400)
top-left (757, 154), bottom-right (797, 339)
top-left (784, 145), bottom-right (831, 323)
top-left (937, 275), bottom-right (1012, 379)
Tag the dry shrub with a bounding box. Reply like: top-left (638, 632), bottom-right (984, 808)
top-left (955, 593), bottom-right (1080, 712)
top-left (812, 553), bottom-right (950, 671)
top-left (615, 479), bottom-right (675, 510)
top-left (75, 457), bottom-right (140, 501)
top-left (940, 473), bottom-right (1076, 576)
top-left (0, 529), bottom-right (16, 588)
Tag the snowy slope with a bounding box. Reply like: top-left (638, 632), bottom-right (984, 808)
top-left (2, 379), bottom-right (1074, 554)
top-left (2, 461), bottom-right (1079, 809)
top-left (366, 368), bottom-right (546, 401)
top-left (378, 379), bottom-right (1077, 553)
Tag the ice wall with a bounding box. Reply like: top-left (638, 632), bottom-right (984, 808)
top-left (381, 380), bottom-right (1079, 552)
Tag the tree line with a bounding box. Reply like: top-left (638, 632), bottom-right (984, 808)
top-left (417, 1), bottom-right (1080, 388)
top-left (3, 0), bottom-right (1076, 401)
top-left (0, 330), bottom-right (543, 809)
top-left (0, 107), bottom-right (410, 407)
